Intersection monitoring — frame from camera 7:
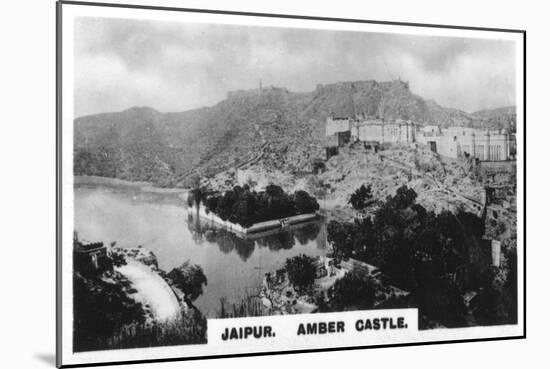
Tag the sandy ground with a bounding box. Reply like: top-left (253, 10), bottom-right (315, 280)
top-left (116, 261), bottom-right (180, 321)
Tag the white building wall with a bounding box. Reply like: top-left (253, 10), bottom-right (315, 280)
top-left (434, 136), bottom-right (459, 158)
top-left (357, 124), bottom-right (384, 142)
top-left (422, 125), bottom-right (440, 135)
top-left (326, 118), bottom-right (351, 136)
top-left (384, 125), bottom-right (399, 143)
top-left (400, 124), bottom-right (408, 142)
top-left (420, 127), bottom-right (511, 161)
top-left (486, 134), bottom-right (509, 161)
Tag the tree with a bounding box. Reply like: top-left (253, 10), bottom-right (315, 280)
top-left (414, 271), bottom-right (467, 327)
top-left (384, 185), bottom-right (417, 211)
top-left (285, 254), bottom-right (317, 291)
top-left (215, 190), bottom-right (239, 221)
top-left (348, 184), bottom-right (373, 211)
top-left (201, 184), bottom-right (320, 226)
top-left (470, 267), bottom-right (500, 325)
top-left (230, 190), bottom-right (257, 227)
top-left (471, 245), bottom-right (518, 326)
top-left (264, 184), bottom-right (294, 220)
top-left (327, 220), bottom-right (356, 262)
top-left (204, 196), bottom-right (219, 214)
top-left (328, 270), bottom-right (376, 310)
top-left (502, 244), bottom-right (518, 324)
top-left (73, 271), bottom-right (145, 351)
top-left (167, 261), bottom-right (208, 302)
top-left (293, 190), bottom-right (320, 214)
top-left (325, 185), bottom-right (487, 326)
top-left (188, 187), bottom-right (207, 208)
top-left (265, 184), bottom-right (285, 198)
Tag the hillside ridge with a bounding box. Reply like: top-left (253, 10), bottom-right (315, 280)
top-left (74, 79), bottom-right (516, 187)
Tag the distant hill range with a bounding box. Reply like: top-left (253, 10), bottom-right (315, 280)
top-left (74, 80), bottom-right (516, 187)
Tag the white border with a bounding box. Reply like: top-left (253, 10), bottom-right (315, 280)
top-left (59, 2), bottom-right (525, 366)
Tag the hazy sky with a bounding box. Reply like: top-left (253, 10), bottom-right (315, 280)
top-left (74, 17), bottom-right (516, 118)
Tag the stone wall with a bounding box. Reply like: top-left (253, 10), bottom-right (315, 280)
top-left (417, 127), bottom-right (512, 161)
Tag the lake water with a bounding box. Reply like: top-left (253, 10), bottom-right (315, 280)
top-left (74, 180), bottom-right (326, 317)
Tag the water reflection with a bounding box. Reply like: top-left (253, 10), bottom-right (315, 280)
top-left (186, 213), bottom-right (324, 262)
top-left (74, 183), bottom-right (327, 317)
top-left (295, 223), bottom-right (322, 246)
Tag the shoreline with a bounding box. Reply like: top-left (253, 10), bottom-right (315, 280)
top-left (116, 259), bottom-right (181, 322)
top-left (187, 203), bottom-right (320, 236)
top-left (74, 175), bottom-right (189, 194)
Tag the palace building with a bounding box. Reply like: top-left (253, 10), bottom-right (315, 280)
top-left (324, 114), bottom-right (417, 159)
top-left (325, 115), bottom-right (416, 145)
top-left (416, 126), bottom-right (512, 161)
top-left (324, 114), bottom-right (513, 162)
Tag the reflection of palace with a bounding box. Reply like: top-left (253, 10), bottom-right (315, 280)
top-left (186, 213), bottom-right (324, 262)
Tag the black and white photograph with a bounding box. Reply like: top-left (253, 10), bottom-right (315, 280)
top-left (55, 1), bottom-right (525, 367)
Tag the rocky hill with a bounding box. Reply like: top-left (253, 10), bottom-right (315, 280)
top-left (471, 106), bottom-right (517, 132)
top-left (74, 80), bottom-right (516, 187)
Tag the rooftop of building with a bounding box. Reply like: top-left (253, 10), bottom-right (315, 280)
top-left (327, 115), bottom-right (415, 125)
top-left (74, 241), bottom-right (105, 253)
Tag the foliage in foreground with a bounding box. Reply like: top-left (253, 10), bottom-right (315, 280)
top-left (470, 243), bottom-right (517, 325)
top-left (348, 184), bottom-right (374, 211)
top-left (216, 296), bottom-right (264, 319)
top-left (91, 310), bottom-right (207, 351)
top-left (73, 270), bottom-right (146, 351)
top-left (73, 241), bottom-right (208, 351)
top-left (285, 254), bottom-right (318, 292)
top-left (167, 261), bottom-right (208, 302)
top-left (327, 185), bottom-right (517, 327)
top-left (328, 270), bottom-right (377, 310)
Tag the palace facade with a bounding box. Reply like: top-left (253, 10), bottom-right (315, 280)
top-left (324, 114), bottom-right (513, 162)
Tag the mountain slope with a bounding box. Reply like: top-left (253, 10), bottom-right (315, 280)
top-left (471, 106), bottom-right (517, 132)
top-left (73, 80), bottom-right (515, 187)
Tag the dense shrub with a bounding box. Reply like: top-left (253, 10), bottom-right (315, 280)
top-left (167, 261), bottom-right (208, 302)
top-left (285, 254), bottom-right (317, 292)
top-left (293, 190), bottom-right (320, 214)
top-left (328, 270), bottom-right (376, 310)
top-left (73, 239), bottom-right (145, 351)
top-left (187, 188), bottom-right (207, 208)
top-left (73, 271), bottom-right (146, 351)
top-left (348, 184), bottom-right (373, 211)
top-left (471, 245), bottom-right (517, 326)
top-left (326, 184), bottom-right (512, 327)
top-left (198, 184), bottom-right (319, 227)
